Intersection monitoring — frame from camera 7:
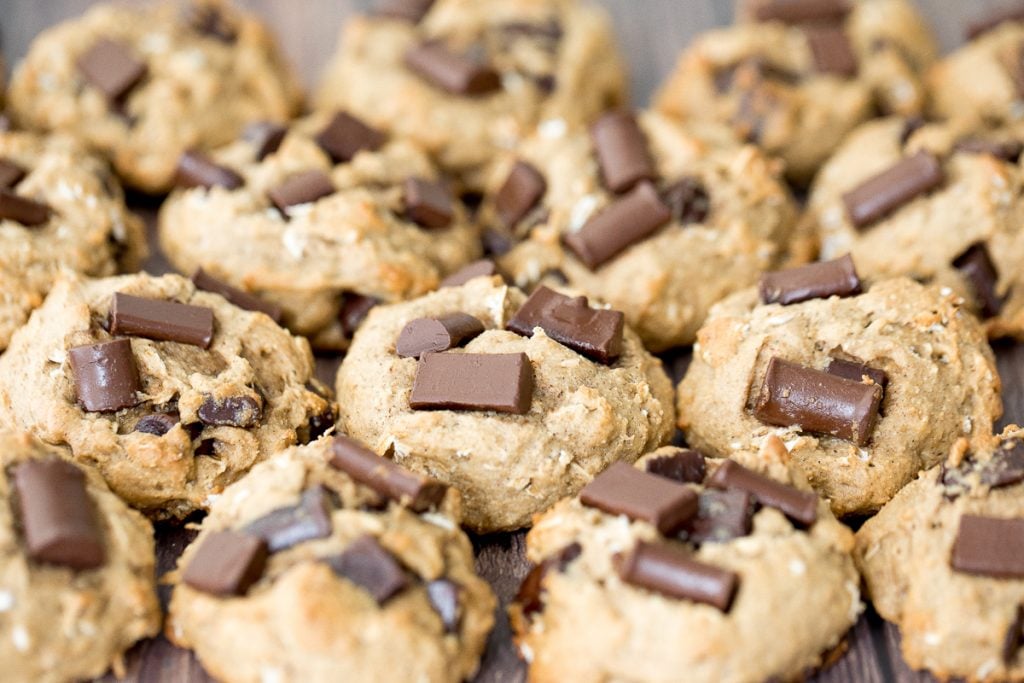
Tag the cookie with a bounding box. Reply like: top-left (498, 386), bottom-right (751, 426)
top-left (334, 275), bottom-right (676, 532)
top-left (158, 111), bottom-right (482, 350)
top-left (0, 129), bottom-right (145, 352)
top-left (678, 269), bottom-right (1001, 517)
top-left (167, 435), bottom-right (495, 683)
top-left (856, 427), bottom-right (1024, 681)
top-left (7, 0), bottom-right (301, 193)
top-left (654, 0), bottom-right (937, 184)
top-left (0, 272), bottom-right (334, 519)
top-left (0, 430), bottom-right (160, 683)
top-left (510, 438), bottom-right (861, 683)
top-left (314, 0), bottom-right (627, 185)
top-left (482, 109), bottom-right (801, 351)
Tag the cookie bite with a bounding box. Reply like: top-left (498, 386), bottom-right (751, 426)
top-left (678, 259), bottom-right (1001, 517)
top-left (482, 109), bottom-right (800, 351)
top-left (158, 111), bottom-right (481, 350)
top-left (167, 435), bottom-right (495, 683)
top-left (0, 431), bottom-right (160, 683)
top-left (654, 0), bottom-right (936, 183)
top-left (335, 275), bottom-right (676, 532)
top-left (314, 0), bottom-right (627, 184)
top-left (510, 439), bottom-right (861, 683)
top-left (0, 273), bottom-right (334, 519)
top-left (7, 1), bottom-right (301, 193)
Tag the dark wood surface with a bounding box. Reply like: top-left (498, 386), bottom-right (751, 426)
top-left (3, 1), bottom-right (1023, 681)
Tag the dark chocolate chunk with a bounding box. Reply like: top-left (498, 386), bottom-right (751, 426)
top-left (439, 260), bottom-right (498, 288)
top-left (563, 182), bottom-right (672, 270)
top-left (175, 151), bottom-right (244, 190)
top-left (315, 112), bottom-right (386, 164)
top-left (953, 242), bottom-right (1003, 319)
top-left (951, 514), bottom-right (1024, 578)
top-left (405, 177), bottom-right (454, 229)
top-left (243, 121), bottom-right (287, 161)
top-left (405, 42), bottom-right (501, 96)
top-left (683, 489), bottom-right (755, 545)
top-left (330, 435), bottom-right (448, 511)
top-left (825, 357), bottom-right (888, 392)
top-left (708, 459), bottom-right (819, 527)
top-left (76, 39), bottom-right (148, 102)
top-left (804, 25), bottom-right (858, 77)
top-left (68, 339), bottom-right (142, 413)
top-left (13, 459), bottom-right (104, 570)
top-left (614, 541), bottom-right (738, 611)
top-left (1004, 604), bottom-right (1024, 665)
top-left (396, 313), bottom-right (485, 359)
top-left (187, 4), bottom-right (237, 42)
top-left (645, 448), bottom-right (707, 484)
top-left (842, 151), bottom-right (945, 229)
top-left (507, 286), bottom-right (624, 364)
top-left (515, 543), bottom-right (582, 618)
top-left (580, 462), bottom-right (699, 535)
top-left (244, 485), bottom-right (333, 552)
top-left (182, 530), bottom-right (268, 596)
top-left (268, 170), bottom-right (335, 216)
top-left (134, 412), bottom-right (180, 436)
top-left (409, 352), bottom-right (534, 415)
top-left (426, 579), bottom-right (462, 632)
top-left (304, 406), bottom-right (336, 444)
top-left (495, 161), bottom-right (547, 229)
top-left (328, 535), bottom-right (409, 604)
top-left (339, 293), bottom-right (379, 338)
top-left (198, 395), bottom-right (262, 428)
top-left (751, 0), bottom-right (851, 24)
top-left (983, 439), bottom-right (1024, 489)
top-left (0, 189), bottom-right (51, 226)
top-left (109, 293), bottom-right (215, 348)
top-left (662, 177), bottom-right (710, 225)
top-left (759, 254), bottom-right (862, 306)
top-left (590, 111), bottom-right (656, 194)
top-left (374, 0), bottom-right (435, 23)
top-left (955, 138), bottom-right (1024, 163)
top-left (192, 268), bottom-right (284, 323)
top-left (753, 357), bottom-right (883, 447)
top-left (0, 159), bottom-right (27, 189)
top-left (967, 5), bottom-right (1024, 40)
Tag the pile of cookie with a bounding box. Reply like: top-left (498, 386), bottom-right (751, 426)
top-left (2, 0), bottom-right (1024, 681)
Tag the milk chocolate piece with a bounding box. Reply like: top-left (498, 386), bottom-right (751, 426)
top-left (182, 530), bottom-right (267, 596)
top-left (0, 159), bottom-right (26, 189)
top-left (244, 486), bottom-right (333, 552)
top-left (375, 0), bottom-right (435, 23)
top-left (615, 541), bottom-right (739, 611)
top-left (405, 42), bottom-right (501, 96)
top-left (268, 170), bottom-right (335, 216)
top-left (405, 177), bottom-right (453, 229)
top-left (175, 151), bottom-right (244, 190)
top-left (507, 286), bottom-right (624, 364)
top-left (198, 395), bottom-right (262, 428)
top-left (69, 339), bottom-right (141, 413)
top-left (328, 535), bottom-right (409, 604)
top-left (590, 111), bottom-right (656, 194)
top-left (967, 5), bottom-right (1024, 40)
top-left (951, 515), bottom-right (1024, 578)
top-left (825, 357), bottom-right (888, 392)
top-left (759, 255), bottom-right (862, 305)
top-left (645, 448), bottom-right (707, 484)
top-left (330, 435), bottom-right (448, 511)
top-left (804, 25), bottom-right (858, 77)
top-left (192, 268), bottom-right (283, 323)
top-left (409, 352), bottom-right (533, 414)
top-left (77, 39), bottom-right (147, 102)
top-left (426, 579), bottom-right (462, 632)
top-left (751, 0), bottom-right (851, 24)
top-left (0, 189), bottom-right (51, 226)
top-left (439, 260), bottom-right (498, 288)
top-left (953, 242), bottom-right (1003, 318)
top-left (580, 462), bottom-right (699, 535)
top-left (396, 313), bottom-right (485, 358)
top-left (315, 112), bottom-right (386, 163)
top-left (563, 182), bottom-right (671, 270)
top-left (683, 489), bottom-right (755, 545)
top-left (109, 293), bottom-right (214, 348)
top-left (243, 121), bottom-right (287, 161)
top-left (708, 459), bottom-right (819, 527)
top-left (842, 151), bottom-right (945, 229)
top-left (495, 161), bottom-right (547, 228)
top-left (515, 543), bottom-right (582, 618)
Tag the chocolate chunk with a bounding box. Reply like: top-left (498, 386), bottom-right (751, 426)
top-left (842, 151), bottom-right (945, 229)
top-left (759, 254), bottom-right (862, 306)
top-left (751, 0), bottom-right (851, 24)
top-left (339, 293), bottom-right (379, 338)
top-left (409, 352), bottom-right (534, 415)
top-left (0, 189), bottom-right (51, 226)
top-left (645, 448), bottom-right (707, 484)
top-left (825, 357), bottom-right (888, 392)
top-left (439, 260), bottom-right (498, 288)
top-left (1004, 604), bottom-right (1024, 665)
top-left (304, 406), bottom-right (336, 444)
top-left (192, 268), bottom-right (284, 323)
top-left (983, 439), bottom-right (1024, 489)
top-left (804, 25), bottom-right (858, 77)
top-left (77, 39), bottom-right (148, 102)
top-left (396, 313), bottom-right (485, 359)
top-left (515, 543), bottom-right (582, 618)
top-left (563, 182), bottom-right (672, 270)
top-left (754, 357), bottom-right (883, 447)
top-left (495, 161), bottom-right (547, 229)
top-left (683, 489), bottom-right (755, 545)
top-left (268, 170), bottom-right (335, 216)
top-left (316, 111), bottom-right (386, 164)
top-left (375, 0), bottom-right (435, 23)
top-left (69, 339), bottom-right (142, 413)
top-left (243, 121), bottom-right (287, 161)
top-left (330, 435), bottom-right (448, 511)
top-left (590, 111), bottom-right (656, 194)
top-left (13, 459), bottom-right (104, 570)
top-left (951, 515), bottom-right (1024, 578)
top-left (328, 535), bottom-right (409, 604)
top-left (182, 530), bottom-right (268, 596)
top-left (967, 5), bottom-right (1024, 40)
top-left (187, 4), bottom-right (237, 42)
top-left (405, 177), bottom-right (454, 229)
top-left (198, 395), bottom-right (262, 428)
top-left (244, 485), bottom-right (333, 552)
top-left (954, 138), bottom-right (1024, 163)
top-left (708, 459), bottom-right (819, 527)
top-left (426, 579), bottom-right (462, 632)
top-left (580, 462), bottom-right (699, 535)
top-left (614, 541), bottom-right (738, 611)
top-left (662, 177), bottom-right (710, 225)
top-left (507, 287), bottom-right (624, 364)
top-left (405, 42), bottom-right (501, 96)
top-left (109, 293), bottom-right (215, 348)
top-left (953, 242), bottom-right (1003, 318)
top-left (175, 151), bottom-right (244, 190)
top-left (482, 227), bottom-right (514, 256)
top-left (134, 412), bottom-right (179, 436)
top-left (0, 159), bottom-right (26, 189)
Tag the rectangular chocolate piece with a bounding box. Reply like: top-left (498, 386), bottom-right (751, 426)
top-left (68, 339), bottom-right (142, 413)
top-left (955, 138), bottom-right (1024, 163)
top-left (328, 535), bottom-right (409, 604)
top-left (953, 242), bottom-right (1004, 318)
top-left (759, 254), bottom-right (862, 306)
top-left (0, 189), bottom-right (50, 227)
top-left (0, 159), bottom-right (26, 189)
top-left (563, 182), bottom-right (671, 270)
top-left (13, 459), bottom-right (105, 570)
top-left (707, 459), bottom-right (819, 527)
top-left (590, 110), bottom-right (657, 194)
top-left (615, 541), bottom-right (738, 612)
top-left (966, 5), bottom-right (1024, 40)
top-left (842, 151), bottom-right (945, 229)
top-left (268, 170), bottom-right (335, 216)
top-left (439, 259), bottom-right (498, 288)
top-left (76, 39), bottom-right (148, 102)
top-left (683, 489), bottom-right (755, 545)
top-left (495, 161), bottom-right (547, 229)
top-left (645, 448), bottom-right (707, 485)
top-left (507, 286), bottom-right (624, 364)
top-left (580, 462), bottom-right (698, 535)
top-left (175, 151), bottom-right (244, 190)
top-left (409, 352), bottom-right (534, 415)
top-left (244, 486), bottom-right (333, 552)
top-left (330, 435), bottom-right (448, 511)
top-left (315, 112), bottom-right (386, 164)
top-left (753, 357), bottom-right (883, 447)
top-left (804, 25), bottom-right (858, 77)
top-left (825, 357), bottom-right (888, 391)
top-left (951, 515), bottom-right (1024, 578)
top-left (243, 121), bottom-right (288, 161)
top-left (405, 177), bottom-right (453, 229)
top-left (750, 0), bottom-right (851, 24)
top-left (182, 530), bottom-right (268, 596)
top-left (192, 268), bottom-right (284, 323)
top-left (396, 313), bottom-right (485, 359)
top-left (405, 42), bottom-right (501, 96)
top-left (109, 293), bottom-right (215, 348)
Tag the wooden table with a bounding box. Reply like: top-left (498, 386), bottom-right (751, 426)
top-left (4, 1), bottom-right (1023, 681)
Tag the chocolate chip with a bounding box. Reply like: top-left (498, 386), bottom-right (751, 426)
top-left (1004, 604), bottom-right (1024, 665)
top-left (243, 121), bottom-right (288, 161)
top-left (197, 395), bottom-right (262, 428)
top-left (590, 111), bottom-right (657, 194)
top-left (645, 449), bottom-right (707, 484)
top-left (0, 189), bottom-right (51, 226)
top-left (109, 293), bottom-right (215, 348)
top-left (374, 0), bottom-right (435, 23)
top-left (182, 530), bottom-right (268, 596)
top-left (187, 4), bottom-right (237, 42)
top-left (951, 515), bottom-right (1024, 578)
top-left (0, 159), bottom-right (26, 190)
top-left (564, 182), bottom-right (672, 270)
top-left (396, 313), bottom-right (485, 359)
top-left (410, 352), bottom-right (534, 415)
top-left (825, 357), bottom-right (888, 392)
top-left (77, 39), bottom-right (148, 102)
top-left (69, 339), bottom-right (142, 413)
top-left (966, 5), bottom-right (1024, 40)
top-left (708, 459), bottom-right (819, 527)
top-left (192, 268), bottom-right (284, 323)
top-left (426, 579), bottom-right (462, 632)
top-left (315, 112), bottom-right (386, 164)
top-left (134, 412), bottom-right (180, 436)
top-left (759, 254), bottom-right (862, 306)
top-left (954, 138), bottom-right (1024, 163)
top-left (405, 42), bottom-right (501, 96)
top-left (268, 170), bottom-right (335, 217)
top-left (175, 151), bottom-right (244, 190)
top-left (804, 25), bottom-right (858, 77)
top-left (328, 535), bottom-right (409, 604)
top-left (614, 541), bottom-right (738, 611)
top-left (507, 286), bottom-right (624, 364)
top-left (404, 177), bottom-right (453, 229)
top-left (339, 293), bottom-right (379, 338)
top-left (244, 485), bottom-right (333, 552)
top-left (439, 260), bottom-right (498, 288)
top-left (662, 177), bottom-right (710, 225)
top-left (515, 542), bottom-right (582, 618)
top-left (682, 489), bottom-right (755, 545)
top-left (842, 151), bottom-right (945, 229)
top-left (751, 0), bottom-right (851, 24)
top-left (953, 242), bottom-right (1003, 319)
top-left (580, 462), bottom-right (699, 535)
top-left (329, 435), bottom-right (448, 511)
top-left (495, 161), bottom-right (547, 229)
top-left (13, 459), bottom-right (105, 570)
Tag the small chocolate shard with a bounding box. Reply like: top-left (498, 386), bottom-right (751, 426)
top-left (405, 42), bottom-right (501, 96)
top-left (580, 462), bottom-right (699, 535)
top-left (707, 459), bottom-right (819, 527)
top-left (953, 242), bottom-right (1003, 319)
top-left (243, 121), bottom-right (288, 161)
top-left (615, 541), bottom-right (739, 612)
top-left (134, 412), bottom-right (180, 436)
top-left (439, 260), bottom-right (498, 288)
top-left (590, 111), bottom-right (657, 194)
top-left (682, 489), bottom-right (755, 545)
top-left (954, 138), bottom-right (1024, 163)
top-left (268, 170), bottom-right (335, 216)
top-left (77, 39), bottom-right (148, 102)
top-left (495, 161), bottom-right (547, 229)
top-left (507, 287), bottom-right (624, 364)
top-left (192, 268), bottom-right (284, 323)
top-left (409, 352), bottom-right (534, 415)
top-left (339, 293), bottom-right (379, 338)
top-left (426, 579), bottom-right (462, 632)
top-left (375, 0), bottom-right (435, 23)
top-left (109, 293), bottom-right (215, 348)
top-left (563, 182), bottom-right (672, 270)
top-left (396, 313), bottom-right (485, 359)
top-left (662, 177), bottom-right (710, 225)
top-left (967, 5), bottom-right (1024, 40)
top-left (330, 435), bottom-right (448, 511)
top-left (315, 112), bottom-right (386, 164)
top-left (645, 448), bottom-right (707, 485)
top-left (842, 151), bottom-right (945, 229)
top-left (804, 25), bottom-right (858, 77)
top-left (951, 515), bottom-right (1024, 578)
top-left (1004, 604), bottom-right (1024, 665)
top-left (175, 151), bottom-right (244, 190)
top-left (405, 177), bottom-right (454, 229)
top-left (825, 357), bottom-right (888, 393)
top-left (0, 159), bottom-right (27, 190)
top-left (328, 535), bottom-right (409, 604)
top-left (182, 530), bottom-right (268, 596)
top-left (69, 339), bottom-right (142, 413)
top-left (0, 189), bottom-right (51, 226)
top-left (515, 543), bottom-right (582, 618)
top-left (244, 485), bottom-right (333, 552)
top-left (759, 254), bottom-right (862, 306)
top-left (198, 395), bottom-right (262, 428)
top-left (750, 0), bottom-right (851, 24)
